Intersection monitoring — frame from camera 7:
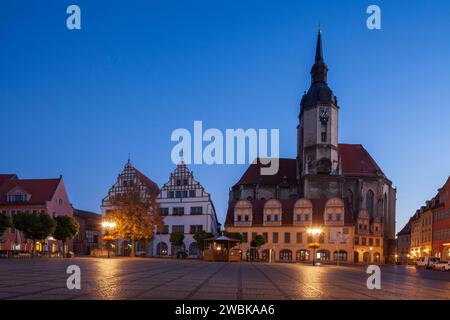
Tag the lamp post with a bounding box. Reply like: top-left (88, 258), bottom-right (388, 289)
top-left (307, 227), bottom-right (323, 266)
top-left (369, 246), bottom-right (373, 264)
top-left (102, 221), bottom-right (116, 258)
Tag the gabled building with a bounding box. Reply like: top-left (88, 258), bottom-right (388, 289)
top-left (0, 174), bottom-right (73, 255)
top-left (155, 162), bottom-right (220, 257)
top-left (101, 160), bottom-right (160, 256)
top-left (399, 176), bottom-right (450, 261)
top-left (432, 176), bottom-right (450, 260)
top-left (225, 30), bottom-right (396, 263)
top-left (410, 202), bottom-right (435, 259)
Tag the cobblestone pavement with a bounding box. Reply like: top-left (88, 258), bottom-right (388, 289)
top-left (0, 257), bottom-right (449, 300)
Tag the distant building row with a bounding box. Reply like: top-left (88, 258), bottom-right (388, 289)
top-left (397, 177), bottom-right (450, 263)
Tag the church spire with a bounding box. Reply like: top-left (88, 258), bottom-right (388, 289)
top-left (315, 27), bottom-right (324, 62)
top-left (310, 28), bottom-right (328, 84)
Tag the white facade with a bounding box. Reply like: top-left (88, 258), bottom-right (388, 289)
top-left (152, 162), bottom-right (220, 257)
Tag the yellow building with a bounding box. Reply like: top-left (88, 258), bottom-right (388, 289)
top-left (410, 205), bottom-right (433, 258)
top-left (225, 197), bottom-right (383, 263)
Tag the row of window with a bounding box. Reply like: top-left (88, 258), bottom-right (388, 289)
top-left (5, 196), bottom-right (65, 205)
top-left (236, 213), bottom-right (344, 223)
top-left (235, 198), bottom-right (345, 223)
top-left (421, 232), bottom-right (432, 243)
top-left (157, 224), bottom-right (203, 235)
top-left (1, 209), bottom-right (47, 215)
top-left (433, 228), bottom-right (450, 241)
top-left (167, 190), bottom-right (196, 199)
top-left (6, 194), bottom-right (28, 202)
top-left (175, 179), bottom-right (189, 186)
top-left (357, 224), bottom-right (380, 232)
top-left (240, 231), bottom-right (348, 245)
top-left (354, 237), bottom-right (381, 247)
top-left (159, 206), bottom-right (203, 216)
top-left (422, 215), bottom-right (432, 227)
top-left (434, 210), bottom-right (450, 221)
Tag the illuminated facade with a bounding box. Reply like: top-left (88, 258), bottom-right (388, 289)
top-left (0, 174), bottom-right (74, 255)
top-left (154, 162), bottom-right (220, 257)
top-left (224, 30), bottom-right (394, 263)
top-left (432, 177), bottom-right (450, 260)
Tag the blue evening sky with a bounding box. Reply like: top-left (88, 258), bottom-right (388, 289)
top-left (1, 1), bottom-right (449, 232)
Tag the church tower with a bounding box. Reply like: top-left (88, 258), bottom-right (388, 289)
top-left (297, 29), bottom-right (342, 198)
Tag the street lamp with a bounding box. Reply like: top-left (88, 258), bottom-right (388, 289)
top-left (307, 227), bottom-right (322, 266)
top-left (102, 221), bottom-right (116, 258)
top-left (369, 246), bottom-right (373, 264)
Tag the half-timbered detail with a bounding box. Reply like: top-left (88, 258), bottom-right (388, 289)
top-left (154, 161), bottom-right (220, 257)
top-left (101, 160), bottom-right (159, 256)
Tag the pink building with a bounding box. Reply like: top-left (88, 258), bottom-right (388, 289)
top-left (0, 174), bottom-right (74, 256)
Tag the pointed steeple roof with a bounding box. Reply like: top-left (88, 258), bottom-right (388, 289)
top-left (299, 28), bottom-right (338, 112)
top-left (315, 28), bottom-right (324, 63)
top-left (310, 28), bottom-right (328, 84)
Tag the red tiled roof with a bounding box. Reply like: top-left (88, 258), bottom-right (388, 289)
top-left (0, 178), bottom-right (61, 205)
top-left (232, 144), bottom-right (384, 187)
top-left (0, 174), bottom-right (17, 187)
top-left (132, 167), bottom-right (159, 194)
top-left (338, 144), bottom-right (383, 177)
top-left (232, 158), bottom-right (297, 187)
top-left (225, 197), bottom-right (354, 227)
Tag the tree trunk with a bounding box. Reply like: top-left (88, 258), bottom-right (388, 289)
top-left (62, 241), bottom-right (66, 258)
top-left (130, 238), bottom-right (135, 257)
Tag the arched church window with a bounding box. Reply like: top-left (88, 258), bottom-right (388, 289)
top-left (383, 193), bottom-right (388, 218)
top-left (366, 190), bottom-right (375, 218)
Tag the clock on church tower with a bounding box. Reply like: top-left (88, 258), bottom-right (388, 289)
top-left (297, 29), bottom-right (339, 178)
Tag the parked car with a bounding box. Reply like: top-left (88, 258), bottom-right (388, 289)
top-left (433, 261), bottom-right (450, 271)
top-left (415, 256), bottom-right (440, 269)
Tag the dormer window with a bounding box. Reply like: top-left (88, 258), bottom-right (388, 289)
top-left (294, 199), bottom-right (313, 225)
top-left (264, 200), bottom-right (282, 225)
top-left (324, 198), bottom-right (345, 224)
top-left (7, 194), bottom-right (27, 202)
top-left (234, 200), bottom-right (252, 224)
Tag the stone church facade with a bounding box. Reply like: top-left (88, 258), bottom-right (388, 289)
top-left (225, 30), bottom-right (396, 264)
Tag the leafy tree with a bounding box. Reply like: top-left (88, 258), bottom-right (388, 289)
top-left (169, 232), bottom-right (185, 255)
top-left (249, 234), bottom-right (266, 261)
top-left (13, 212), bottom-right (56, 256)
top-left (107, 188), bottom-right (163, 257)
top-left (254, 234), bottom-right (266, 247)
top-left (53, 215), bottom-right (80, 258)
top-left (193, 230), bottom-right (213, 252)
top-left (0, 213), bottom-right (11, 235)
